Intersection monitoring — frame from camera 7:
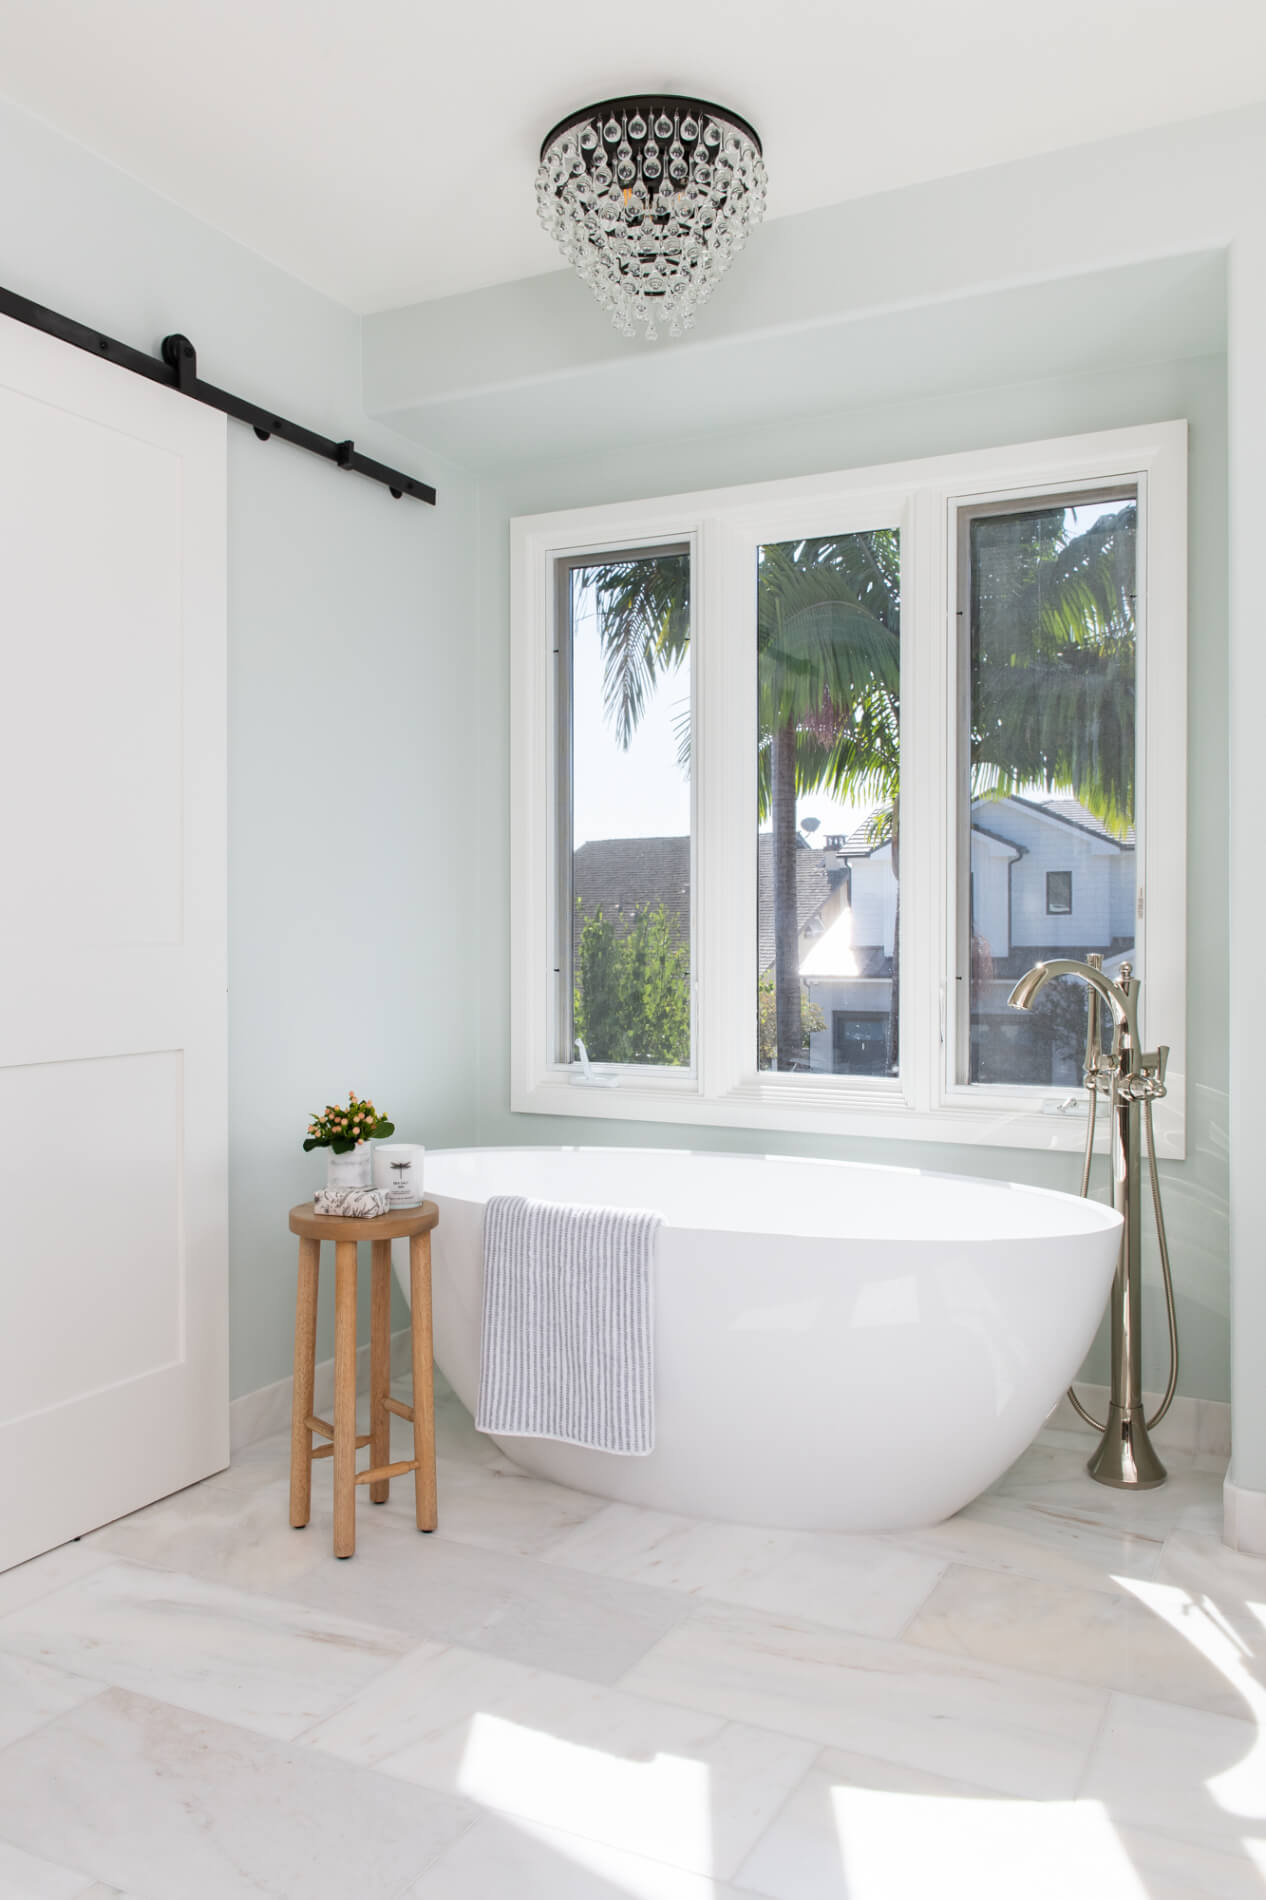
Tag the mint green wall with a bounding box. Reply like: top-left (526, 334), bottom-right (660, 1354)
top-left (474, 349), bottom-right (1229, 1402)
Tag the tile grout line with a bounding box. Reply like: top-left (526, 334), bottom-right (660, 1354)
top-left (889, 1557), bottom-right (952, 1643)
top-left (1071, 1686), bottom-right (1120, 1801)
top-left (725, 1742), bottom-right (839, 1899)
top-left (0, 1677), bottom-right (111, 1765)
top-left (0, 1827), bottom-right (106, 1900)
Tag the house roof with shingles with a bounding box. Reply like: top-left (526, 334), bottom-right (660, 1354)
top-left (837, 795), bottom-right (1133, 858)
top-left (1010, 796), bottom-right (1135, 847)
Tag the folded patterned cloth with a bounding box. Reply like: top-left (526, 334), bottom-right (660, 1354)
top-left (313, 1187), bottom-right (392, 1218)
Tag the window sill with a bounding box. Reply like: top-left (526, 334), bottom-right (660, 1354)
top-left (511, 1074), bottom-right (1184, 1156)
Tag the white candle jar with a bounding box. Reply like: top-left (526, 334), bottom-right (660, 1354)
top-left (373, 1143), bottom-right (425, 1208)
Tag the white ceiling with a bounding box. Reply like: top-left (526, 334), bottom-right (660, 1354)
top-left (0, 0), bottom-right (1263, 315)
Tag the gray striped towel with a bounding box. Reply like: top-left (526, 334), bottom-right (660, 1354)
top-left (476, 1195), bottom-right (659, 1456)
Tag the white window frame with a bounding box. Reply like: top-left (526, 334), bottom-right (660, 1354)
top-left (509, 422), bottom-right (1187, 1155)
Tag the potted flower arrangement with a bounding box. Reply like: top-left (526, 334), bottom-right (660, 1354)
top-left (303, 1092), bottom-right (395, 1189)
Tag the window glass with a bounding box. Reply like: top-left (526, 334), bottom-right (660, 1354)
top-left (755, 531), bottom-right (901, 1075)
top-left (960, 494), bottom-right (1137, 1087)
top-left (558, 547), bottom-right (692, 1068)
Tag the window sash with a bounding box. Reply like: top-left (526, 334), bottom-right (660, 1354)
top-left (551, 542), bottom-right (693, 1072)
top-left (950, 483), bottom-right (1139, 1094)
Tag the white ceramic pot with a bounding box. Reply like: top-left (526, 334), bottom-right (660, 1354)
top-left (326, 1144), bottom-right (373, 1190)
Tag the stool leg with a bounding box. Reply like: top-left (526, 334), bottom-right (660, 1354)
top-left (333, 1240), bottom-right (359, 1559)
top-left (289, 1237), bottom-right (320, 1529)
top-left (409, 1229), bottom-right (438, 1532)
top-left (369, 1240), bottom-right (392, 1504)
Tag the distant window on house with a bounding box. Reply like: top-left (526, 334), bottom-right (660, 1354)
top-left (556, 543), bottom-right (693, 1070)
top-left (1046, 870), bottom-right (1073, 914)
top-left (832, 1011), bottom-right (890, 1076)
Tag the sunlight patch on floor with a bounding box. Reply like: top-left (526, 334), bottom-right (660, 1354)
top-left (832, 1787), bottom-right (1147, 1898)
top-left (457, 1711), bottom-right (713, 1875)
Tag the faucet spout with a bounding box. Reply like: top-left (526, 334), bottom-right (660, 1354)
top-left (1007, 957), bottom-right (1136, 1040)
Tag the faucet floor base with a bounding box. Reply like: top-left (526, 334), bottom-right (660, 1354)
top-left (1086, 1403), bottom-right (1168, 1488)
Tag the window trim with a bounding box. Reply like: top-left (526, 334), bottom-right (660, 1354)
top-left (509, 422), bottom-right (1187, 1156)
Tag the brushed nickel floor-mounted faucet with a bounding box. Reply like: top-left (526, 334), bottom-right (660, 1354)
top-left (1009, 954), bottom-right (1179, 1488)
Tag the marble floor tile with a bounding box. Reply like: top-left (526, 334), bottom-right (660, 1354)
top-left (732, 1745), bottom-right (1266, 1900)
top-left (539, 1505), bottom-right (947, 1640)
top-left (902, 1562), bottom-right (1255, 1718)
top-left (0, 1652), bottom-right (101, 1751)
top-left (620, 1603), bottom-right (1108, 1800)
top-left (304, 1641), bottom-right (817, 1878)
top-left (0, 1559), bottom-right (415, 1740)
top-left (892, 1492), bottom-right (1166, 1596)
top-left (1079, 1691), bottom-right (1266, 1858)
top-left (405, 1811), bottom-right (754, 1899)
top-left (397, 1452), bottom-right (609, 1557)
top-left (0, 1543), bottom-right (112, 1621)
top-left (87, 1429), bottom-right (689, 1684)
top-left (5, 1378), bottom-right (1262, 1900)
top-left (0, 1836), bottom-right (102, 1900)
top-left (0, 1688), bottom-right (475, 1900)
top-left (272, 1519), bottom-right (695, 1683)
top-left (84, 1467), bottom-right (340, 1597)
top-left (1154, 1531), bottom-right (1266, 1659)
top-left (986, 1441), bottom-right (1226, 1538)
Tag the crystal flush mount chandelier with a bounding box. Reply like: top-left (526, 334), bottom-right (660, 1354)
top-left (536, 94), bottom-right (767, 341)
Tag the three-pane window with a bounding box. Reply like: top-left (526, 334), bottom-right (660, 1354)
top-left (514, 424), bottom-right (1185, 1151)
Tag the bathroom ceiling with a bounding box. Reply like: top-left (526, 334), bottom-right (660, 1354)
top-left (0, 0), bottom-right (1263, 314)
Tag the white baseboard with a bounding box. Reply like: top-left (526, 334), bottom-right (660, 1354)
top-left (1223, 1478), bottom-right (1266, 1556)
top-left (1045, 1385), bottom-right (1230, 1458)
top-left (229, 1328), bottom-right (415, 1452)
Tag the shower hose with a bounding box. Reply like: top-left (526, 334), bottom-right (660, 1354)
top-left (1066, 1074), bottom-right (1179, 1432)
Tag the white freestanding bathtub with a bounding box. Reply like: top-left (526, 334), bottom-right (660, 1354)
top-left (408, 1146), bottom-right (1122, 1532)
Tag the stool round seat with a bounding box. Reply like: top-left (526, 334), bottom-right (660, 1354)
top-left (288, 1200), bottom-right (438, 1244)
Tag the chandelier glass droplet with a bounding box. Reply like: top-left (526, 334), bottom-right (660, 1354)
top-left (537, 94), bottom-right (767, 342)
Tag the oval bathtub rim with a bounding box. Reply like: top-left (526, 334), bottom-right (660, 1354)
top-left (420, 1143), bottom-right (1125, 1249)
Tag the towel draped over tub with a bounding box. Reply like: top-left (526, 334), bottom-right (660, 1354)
top-left (476, 1194), bottom-right (659, 1456)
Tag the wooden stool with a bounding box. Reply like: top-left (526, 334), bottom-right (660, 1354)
top-left (287, 1200), bottom-right (439, 1559)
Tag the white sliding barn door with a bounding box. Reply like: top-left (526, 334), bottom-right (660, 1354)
top-left (0, 314), bottom-right (228, 1571)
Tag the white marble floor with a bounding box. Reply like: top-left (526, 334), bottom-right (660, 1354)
top-left (0, 1391), bottom-right (1261, 1899)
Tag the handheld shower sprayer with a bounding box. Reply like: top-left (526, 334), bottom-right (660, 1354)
top-left (1008, 955), bottom-right (1178, 1488)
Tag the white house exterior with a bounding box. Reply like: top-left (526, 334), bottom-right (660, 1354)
top-left (801, 797), bottom-right (1135, 1081)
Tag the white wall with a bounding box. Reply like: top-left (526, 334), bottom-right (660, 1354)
top-left (0, 96), bottom-right (481, 1398)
